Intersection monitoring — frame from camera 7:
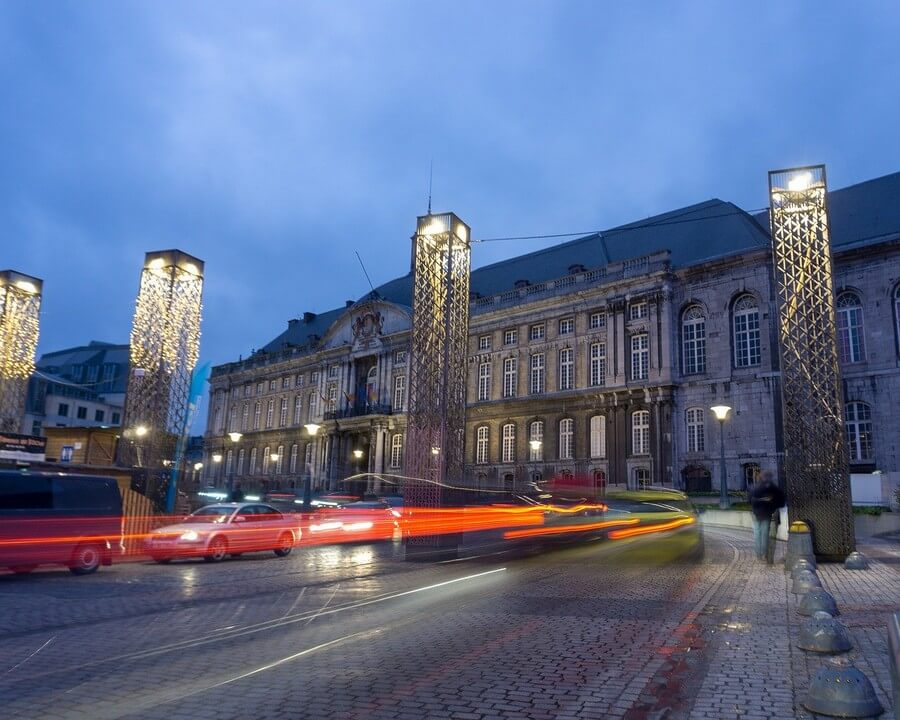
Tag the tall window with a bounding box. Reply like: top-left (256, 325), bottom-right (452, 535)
top-left (279, 397), bottom-right (288, 427)
top-left (502, 423), bottom-right (516, 463)
top-left (229, 407), bottom-right (238, 432)
top-left (590, 342), bottom-right (606, 386)
top-left (262, 447), bottom-right (271, 474)
top-left (559, 418), bottom-right (574, 460)
top-left (308, 391), bottom-right (318, 421)
top-left (275, 445), bottom-right (284, 474)
top-left (393, 375), bottom-right (406, 411)
top-left (845, 402), bottom-right (873, 462)
top-left (530, 353), bottom-right (545, 394)
top-left (529, 421), bottom-right (543, 461)
top-left (559, 348), bottom-right (574, 390)
top-left (836, 292), bottom-right (866, 364)
top-left (237, 448), bottom-right (245, 476)
top-left (293, 395), bottom-right (303, 425)
top-left (476, 426), bottom-right (489, 464)
top-left (503, 357), bottom-right (517, 398)
top-left (478, 362), bottom-right (491, 401)
top-left (253, 402), bottom-right (261, 430)
top-left (590, 415), bottom-right (606, 458)
top-left (895, 285), bottom-right (900, 357)
top-left (631, 334), bottom-right (649, 380)
top-left (241, 403), bottom-right (249, 431)
top-left (390, 433), bottom-right (404, 468)
top-left (266, 400), bottom-right (275, 428)
top-left (733, 295), bottom-right (761, 367)
top-left (682, 306), bottom-right (706, 375)
top-left (632, 410), bottom-right (650, 455)
top-left (289, 444), bottom-right (299, 473)
top-left (686, 407), bottom-right (705, 453)
top-left (249, 448), bottom-right (258, 474)
top-left (327, 384), bottom-right (337, 411)
top-left (225, 450), bottom-right (233, 476)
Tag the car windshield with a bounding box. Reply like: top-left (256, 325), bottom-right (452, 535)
top-left (185, 506), bottom-right (234, 523)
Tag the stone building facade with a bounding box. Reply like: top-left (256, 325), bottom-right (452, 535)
top-left (204, 171), bottom-right (900, 496)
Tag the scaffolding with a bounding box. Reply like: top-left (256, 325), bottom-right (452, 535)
top-left (0, 270), bottom-right (42, 433)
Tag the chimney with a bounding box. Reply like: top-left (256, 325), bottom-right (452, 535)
top-left (303, 311), bottom-right (316, 323)
top-left (345, 300), bottom-right (355, 308)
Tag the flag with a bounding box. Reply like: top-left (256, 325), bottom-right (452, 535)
top-left (342, 390), bottom-right (355, 404)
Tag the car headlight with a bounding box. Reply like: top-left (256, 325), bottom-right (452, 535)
top-left (180, 530), bottom-right (200, 541)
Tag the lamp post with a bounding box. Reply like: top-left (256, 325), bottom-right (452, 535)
top-left (212, 452), bottom-right (223, 487)
top-left (227, 432), bottom-right (242, 492)
top-left (303, 423), bottom-right (321, 510)
top-left (192, 461), bottom-right (203, 490)
top-left (529, 440), bottom-right (543, 490)
top-left (270, 451), bottom-right (280, 489)
top-left (711, 405), bottom-right (732, 509)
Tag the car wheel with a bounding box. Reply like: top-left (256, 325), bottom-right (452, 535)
top-left (273, 532), bottom-right (293, 557)
top-left (151, 556), bottom-right (172, 564)
top-left (11, 565), bottom-right (37, 575)
top-left (69, 543), bottom-right (102, 575)
top-left (230, 553), bottom-right (243, 558)
top-left (204, 536), bottom-right (228, 563)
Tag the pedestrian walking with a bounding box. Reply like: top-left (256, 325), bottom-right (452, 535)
top-left (748, 471), bottom-right (785, 561)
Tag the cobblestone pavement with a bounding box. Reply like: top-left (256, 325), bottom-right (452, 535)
top-left (0, 528), bottom-right (895, 719)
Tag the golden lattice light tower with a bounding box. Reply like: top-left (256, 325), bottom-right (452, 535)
top-left (768, 166), bottom-right (854, 560)
top-left (119, 251), bottom-right (204, 472)
top-left (405, 212), bottom-right (471, 558)
top-left (0, 270), bottom-right (42, 433)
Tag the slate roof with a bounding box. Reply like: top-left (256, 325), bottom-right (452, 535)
top-left (255, 171), bottom-right (900, 361)
top-left (36, 340), bottom-right (130, 394)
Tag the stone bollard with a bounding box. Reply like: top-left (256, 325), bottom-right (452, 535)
top-left (799, 589), bottom-right (840, 617)
top-left (791, 558), bottom-right (818, 579)
top-left (785, 520), bottom-right (816, 571)
top-left (803, 656), bottom-right (884, 718)
top-left (792, 568), bottom-right (823, 595)
top-left (845, 551), bottom-right (870, 570)
top-left (798, 615), bottom-right (853, 654)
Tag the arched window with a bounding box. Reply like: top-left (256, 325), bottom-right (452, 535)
top-left (589, 415), bottom-right (606, 458)
top-left (275, 445), bottom-right (284, 474)
top-left (237, 448), bottom-right (245, 476)
top-left (390, 433), bottom-right (404, 468)
top-left (559, 418), bottom-right (574, 460)
top-left (632, 410), bottom-right (650, 455)
top-left (262, 446), bottom-right (271, 474)
top-left (289, 444), bottom-right (299, 474)
top-left (502, 423), bottom-right (516, 463)
top-left (529, 420), bottom-right (544, 461)
top-left (836, 292), bottom-right (865, 364)
top-left (686, 408), bottom-right (705, 453)
top-left (366, 366), bottom-right (378, 406)
top-left (682, 305), bottom-right (706, 374)
top-left (844, 402), bottom-right (873, 462)
top-left (476, 426), bottom-right (489, 464)
top-left (733, 295), bottom-right (761, 367)
top-left (249, 448), bottom-right (258, 474)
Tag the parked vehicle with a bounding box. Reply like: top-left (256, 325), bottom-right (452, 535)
top-left (0, 470), bottom-right (123, 575)
top-left (145, 503), bottom-right (302, 563)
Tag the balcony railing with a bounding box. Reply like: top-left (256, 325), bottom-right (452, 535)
top-left (324, 403), bottom-right (393, 420)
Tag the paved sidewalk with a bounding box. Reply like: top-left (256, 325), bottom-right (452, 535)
top-left (690, 528), bottom-right (897, 719)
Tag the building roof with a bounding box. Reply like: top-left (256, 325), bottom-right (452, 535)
top-left (249, 171), bottom-right (900, 365)
top-left (34, 340), bottom-right (130, 395)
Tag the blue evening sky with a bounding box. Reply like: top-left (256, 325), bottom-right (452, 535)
top-left (3, 2), bottom-right (900, 428)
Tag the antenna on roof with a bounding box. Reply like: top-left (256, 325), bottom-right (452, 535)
top-left (427, 158), bottom-right (433, 215)
top-left (355, 251), bottom-right (379, 298)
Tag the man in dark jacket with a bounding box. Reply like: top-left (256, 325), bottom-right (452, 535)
top-left (748, 471), bottom-right (786, 561)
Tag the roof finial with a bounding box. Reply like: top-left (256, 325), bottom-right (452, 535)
top-left (427, 158), bottom-right (433, 215)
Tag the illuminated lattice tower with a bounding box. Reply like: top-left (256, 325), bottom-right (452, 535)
top-left (768, 166), bottom-right (854, 560)
top-left (0, 270), bottom-right (42, 433)
top-left (405, 213), bottom-right (471, 555)
top-left (119, 251), bottom-right (204, 470)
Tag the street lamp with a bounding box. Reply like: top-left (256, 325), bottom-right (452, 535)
top-left (212, 452), bottom-right (223, 487)
top-left (529, 439), bottom-right (543, 488)
top-left (192, 461), bottom-right (203, 489)
top-left (303, 423), bottom-right (322, 510)
top-left (711, 405), bottom-right (732, 509)
top-left (270, 451), bottom-right (280, 488)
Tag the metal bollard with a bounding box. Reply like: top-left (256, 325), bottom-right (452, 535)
top-left (792, 568), bottom-right (823, 595)
top-left (799, 589), bottom-right (839, 617)
top-left (803, 656), bottom-right (884, 718)
top-left (785, 520), bottom-right (816, 571)
top-left (889, 611), bottom-right (899, 720)
top-left (845, 551), bottom-right (870, 570)
top-left (798, 615), bottom-right (853, 654)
